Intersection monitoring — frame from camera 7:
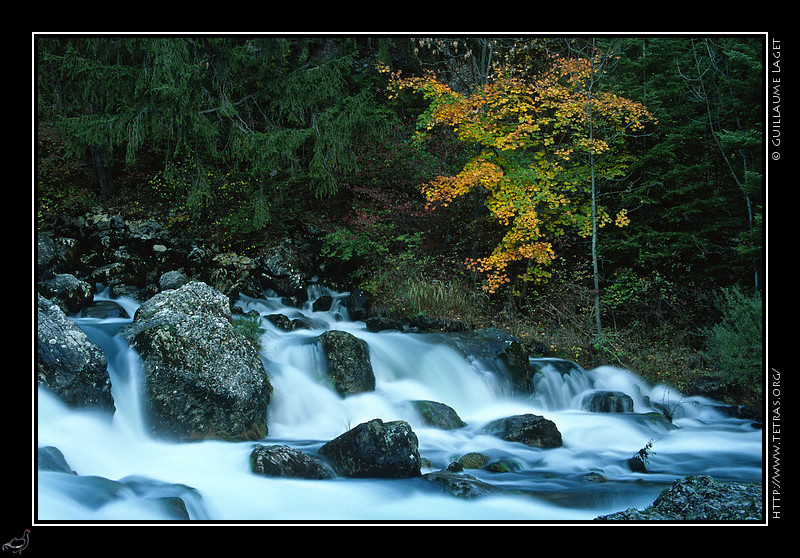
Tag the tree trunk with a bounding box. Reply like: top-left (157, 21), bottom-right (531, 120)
top-left (587, 43), bottom-right (603, 339)
top-left (591, 148), bottom-right (602, 339)
top-left (91, 145), bottom-right (114, 200)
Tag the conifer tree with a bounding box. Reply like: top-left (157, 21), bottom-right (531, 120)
top-left (37, 36), bottom-right (394, 223)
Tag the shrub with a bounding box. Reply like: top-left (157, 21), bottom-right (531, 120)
top-left (703, 286), bottom-right (762, 394)
top-left (234, 313), bottom-right (266, 351)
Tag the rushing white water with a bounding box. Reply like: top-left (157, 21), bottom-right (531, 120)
top-left (36, 286), bottom-right (763, 522)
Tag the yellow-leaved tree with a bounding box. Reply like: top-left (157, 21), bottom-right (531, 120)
top-left (381, 49), bottom-right (655, 333)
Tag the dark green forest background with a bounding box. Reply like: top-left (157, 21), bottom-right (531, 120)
top-left (35, 35), bottom-right (765, 408)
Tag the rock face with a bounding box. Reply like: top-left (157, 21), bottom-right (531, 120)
top-left (483, 413), bottom-right (563, 449)
top-left (37, 294), bottom-right (115, 412)
top-left (319, 419), bottom-right (421, 478)
top-left (39, 274), bottom-right (94, 313)
top-left (122, 281), bottom-right (272, 441)
top-left (318, 330), bottom-right (375, 396)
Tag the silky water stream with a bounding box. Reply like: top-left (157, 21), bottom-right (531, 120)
top-left (36, 286), bottom-right (763, 522)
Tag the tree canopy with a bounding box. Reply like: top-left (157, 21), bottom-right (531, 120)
top-left (36, 34), bottom-right (765, 303)
top-left (383, 48), bottom-right (656, 295)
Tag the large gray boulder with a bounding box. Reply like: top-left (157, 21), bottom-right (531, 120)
top-left (37, 294), bottom-right (114, 412)
top-left (122, 281), bottom-right (272, 441)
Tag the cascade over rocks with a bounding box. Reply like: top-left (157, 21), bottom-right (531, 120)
top-left (37, 294), bottom-right (115, 412)
top-left (438, 329), bottom-right (533, 393)
top-left (37, 446), bottom-right (206, 520)
top-left (122, 281), bottom-right (272, 441)
top-left (319, 418), bottom-right (421, 478)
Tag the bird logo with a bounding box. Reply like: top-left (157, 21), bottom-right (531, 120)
top-left (2, 530), bottom-right (29, 554)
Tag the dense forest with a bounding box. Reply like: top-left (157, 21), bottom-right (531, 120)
top-left (35, 34), bottom-right (765, 407)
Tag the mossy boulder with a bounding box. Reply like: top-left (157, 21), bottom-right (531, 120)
top-left (411, 400), bottom-right (467, 430)
top-left (123, 281), bottom-right (272, 441)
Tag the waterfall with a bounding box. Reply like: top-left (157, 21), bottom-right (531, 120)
top-left (36, 286), bottom-right (763, 521)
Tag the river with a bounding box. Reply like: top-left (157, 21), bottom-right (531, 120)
top-left (36, 286), bottom-right (763, 522)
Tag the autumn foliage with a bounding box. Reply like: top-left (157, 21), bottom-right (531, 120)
top-left (381, 55), bottom-right (654, 292)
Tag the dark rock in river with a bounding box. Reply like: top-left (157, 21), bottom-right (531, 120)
top-left (423, 462), bottom-right (504, 499)
top-left (312, 295), bottom-right (333, 312)
top-left (37, 294), bottom-right (115, 412)
top-left (411, 400), bottom-right (466, 430)
top-left (483, 413), bottom-right (563, 448)
top-left (37, 233), bottom-right (82, 284)
top-left (685, 375), bottom-right (725, 400)
top-left (250, 445), bottom-right (334, 479)
top-left (318, 330), bottom-right (375, 396)
top-left (253, 239), bottom-right (314, 298)
top-left (345, 288), bottom-right (370, 321)
top-left (78, 300), bottom-right (130, 320)
top-left (264, 313), bottom-right (310, 332)
top-left (583, 390), bottom-right (635, 413)
top-left (456, 452), bottom-right (490, 469)
top-left (319, 418), bottom-right (421, 478)
top-left (407, 315), bottom-right (470, 333)
top-left (122, 281), bottom-right (272, 441)
top-left (365, 316), bottom-right (404, 332)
